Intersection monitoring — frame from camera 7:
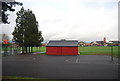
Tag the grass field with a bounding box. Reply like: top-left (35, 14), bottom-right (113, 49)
top-left (1, 46), bottom-right (119, 57)
top-left (78, 46), bottom-right (119, 56)
top-left (36, 46), bottom-right (119, 57)
top-left (32, 47), bottom-right (46, 53)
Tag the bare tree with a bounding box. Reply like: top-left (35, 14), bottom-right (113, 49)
top-left (2, 34), bottom-right (9, 41)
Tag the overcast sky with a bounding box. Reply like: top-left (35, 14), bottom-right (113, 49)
top-left (0, 0), bottom-right (119, 42)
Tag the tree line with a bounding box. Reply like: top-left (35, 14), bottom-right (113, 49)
top-left (12, 7), bottom-right (44, 54)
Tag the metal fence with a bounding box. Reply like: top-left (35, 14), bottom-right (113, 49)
top-left (1, 47), bottom-right (21, 56)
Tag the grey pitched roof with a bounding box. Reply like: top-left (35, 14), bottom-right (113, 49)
top-left (96, 41), bottom-right (103, 43)
top-left (46, 40), bottom-right (78, 47)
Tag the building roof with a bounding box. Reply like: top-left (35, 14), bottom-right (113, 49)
top-left (46, 39), bottom-right (78, 47)
top-left (109, 41), bottom-right (119, 44)
top-left (95, 41), bottom-right (103, 43)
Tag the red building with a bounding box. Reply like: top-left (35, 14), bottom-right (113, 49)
top-left (103, 37), bottom-right (106, 43)
top-left (46, 40), bottom-right (78, 55)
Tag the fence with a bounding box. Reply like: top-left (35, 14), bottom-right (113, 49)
top-left (1, 46), bottom-right (21, 56)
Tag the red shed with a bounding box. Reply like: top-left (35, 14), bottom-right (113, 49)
top-left (46, 39), bottom-right (78, 55)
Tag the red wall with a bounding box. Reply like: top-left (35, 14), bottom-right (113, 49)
top-left (46, 47), bottom-right (78, 55)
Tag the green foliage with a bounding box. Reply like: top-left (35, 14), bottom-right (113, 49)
top-left (1, 1), bottom-right (23, 24)
top-left (12, 7), bottom-right (44, 47)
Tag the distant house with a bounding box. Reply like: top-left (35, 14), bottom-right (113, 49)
top-left (46, 39), bottom-right (78, 55)
top-left (41, 43), bottom-right (47, 47)
top-left (78, 41), bottom-right (94, 46)
top-left (90, 41), bottom-right (104, 46)
top-left (84, 43), bottom-right (92, 46)
top-left (78, 41), bottom-right (85, 46)
top-left (109, 41), bottom-right (119, 46)
top-left (95, 41), bottom-right (103, 45)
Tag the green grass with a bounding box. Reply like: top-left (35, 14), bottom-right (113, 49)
top-left (78, 46), bottom-right (119, 57)
top-left (25, 46), bottom-right (119, 57)
top-left (2, 76), bottom-right (45, 79)
top-left (1, 46), bottom-right (119, 57)
top-left (1, 47), bottom-right (19, 51)
top-left (2, 76), bottom-right (70, 81)
top-left (34, 46), bottom-right (119, 57)
top-left (32, 47), bottom-right (46, 53)
top-left (1, 47), bottom-right (46, 53)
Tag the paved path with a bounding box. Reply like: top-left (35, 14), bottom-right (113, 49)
top-left (2, 55), bottom-right (119, 79)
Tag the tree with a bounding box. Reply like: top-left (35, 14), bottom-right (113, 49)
top-left (12, 7), bottom-right (24, 53)
top-left (1, 1), bottom-right (23, 24)
top-left (2, 34), bottom-right (9, 41)
top-left (12, 7), bottom-right (44, 53)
